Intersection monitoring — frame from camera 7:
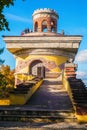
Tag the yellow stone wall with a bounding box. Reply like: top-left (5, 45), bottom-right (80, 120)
top-left (10, 78), bottom-right (43, 105)
top-left (0, 99), bottom-right (10, 105)
top-left (15, 54), bottom-right (68, 84)
top-left (16, 55), bottom-right (68, 73)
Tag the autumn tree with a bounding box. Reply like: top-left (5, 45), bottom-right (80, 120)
top-left (0, 65), bottom-right (15, 98)
top-left (0, 0), bottom-right (25, 31)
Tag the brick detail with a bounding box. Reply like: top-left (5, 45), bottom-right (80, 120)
top-left (64, 63), bottom-right (77, 79)
top-left (16, 58), bottom-right (57, 73)
top-left (33, 17), bottom-right (57, 33)
top-left (58, 63), bottom-right (65, 70)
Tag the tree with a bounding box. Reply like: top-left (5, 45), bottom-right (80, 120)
top-left (0, 65), bottom-right (15, 98)
top-left (0, 47), bottom-right (5, 66)
top-left (0, 0), bottom-right (25, 31)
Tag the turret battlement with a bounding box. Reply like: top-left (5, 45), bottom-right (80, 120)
top-left (32, 8), bottom-right (58, 18)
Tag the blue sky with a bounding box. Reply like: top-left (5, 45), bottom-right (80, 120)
top-left (0, 0), bottom-right (87, 83)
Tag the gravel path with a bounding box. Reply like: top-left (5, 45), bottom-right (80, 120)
top-left (26, 78), bottom-right (72, 111)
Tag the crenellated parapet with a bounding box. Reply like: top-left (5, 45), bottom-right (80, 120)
top-left (32, 8), bottom-right (59, 33)
top-left (32, 8), bottom-right (58, 20)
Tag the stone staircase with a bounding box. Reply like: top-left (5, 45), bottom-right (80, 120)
top-left (0, 77), bottom-right (76, 122)
top-left (0, 107), bottom-right (76, 122)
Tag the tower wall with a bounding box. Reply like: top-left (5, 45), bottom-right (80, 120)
top-left (16, 55), bottom-right (68, 73)
top-left (32, 8), bottom-right (58, 33)
top-left (15, 53), bottom-right (69, 84)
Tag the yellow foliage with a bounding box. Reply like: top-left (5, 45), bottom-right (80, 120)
top-left (0, 65), bottom-right (15, 98)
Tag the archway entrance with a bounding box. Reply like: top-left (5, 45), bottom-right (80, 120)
top-left (29, 60), bottom-right (45, 78)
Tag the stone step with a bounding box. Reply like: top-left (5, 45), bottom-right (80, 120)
top-left (0, 109), bottom-right (76, 121)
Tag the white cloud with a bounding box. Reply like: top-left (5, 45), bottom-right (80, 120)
top-left (76, 71), bottom-right (87, 86)
top-left (6, 13), bottom-right (32, 23)
top-left (76, 71), bottom-right (86, 77)
top-left (75, 50), bottom-right (87, 63)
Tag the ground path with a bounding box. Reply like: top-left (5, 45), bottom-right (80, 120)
top-left (26, 77), bottom-right (73, 111)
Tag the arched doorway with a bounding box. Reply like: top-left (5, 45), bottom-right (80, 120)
top-left (29, 60), bottom-right (45, 78)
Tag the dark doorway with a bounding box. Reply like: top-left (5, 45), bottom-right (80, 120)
top-left (37, 66), bottom-right (45, 78)
top-left (29, 60), bottom-right (45, 78)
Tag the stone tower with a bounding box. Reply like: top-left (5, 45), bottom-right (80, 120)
top-left (32, 8), bottom-right (58, 33)
top-left (3, 8), bottom-right (82, 85)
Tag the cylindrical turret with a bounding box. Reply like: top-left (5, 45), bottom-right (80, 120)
top-left (32, 8), bottom-right (59, 33)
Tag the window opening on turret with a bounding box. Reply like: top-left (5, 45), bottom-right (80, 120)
top-left (34, 22), bottom-right (38, 32)
top-left (51, 21), bottom-right (56, 32)
top-left (51, 27), bottom-right (55, 32)
top-left (42, 20), bottom-right (47, 32)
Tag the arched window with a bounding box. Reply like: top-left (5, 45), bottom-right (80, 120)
top-left (51, 27), bottom-right (55, 32)
top-left (34, 22), bottom-right (38, 32)
top-left (42, 20), bottom-right (47, 32)
top-left (51, 21), bottom-right (56, 32)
